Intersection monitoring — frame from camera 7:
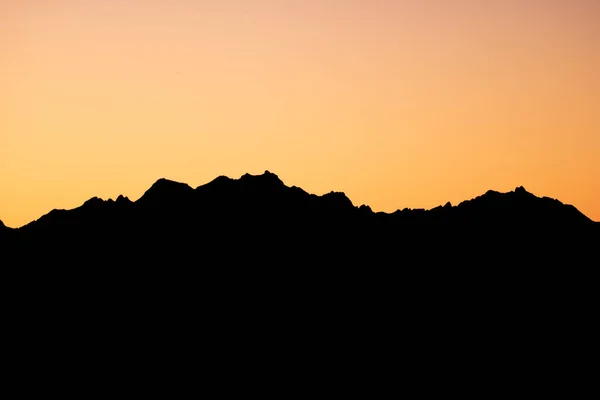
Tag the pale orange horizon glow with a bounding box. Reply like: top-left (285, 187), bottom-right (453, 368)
top-left (2, 0), bottom-right (599, 228)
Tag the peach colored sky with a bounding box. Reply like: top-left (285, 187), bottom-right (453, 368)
top-left (1, 0), bottom-right (599, 227)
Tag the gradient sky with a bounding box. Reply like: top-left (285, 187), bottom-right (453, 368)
top-left (2, 0), bottom-right (599, 227)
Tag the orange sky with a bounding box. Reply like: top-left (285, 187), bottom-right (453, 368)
top-left (1, 0), bottom-right (599, 228)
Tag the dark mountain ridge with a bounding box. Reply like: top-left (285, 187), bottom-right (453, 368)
top-left (9, 170), bottom-right (595, 230)
top-left (3, 170), bottom-right (596, 263)
top-left (2, 170), bottom-right (597, 367)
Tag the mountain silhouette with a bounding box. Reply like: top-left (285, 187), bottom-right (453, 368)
top-left (3, 170), bottom-right (596, 264)
top-left (3, 170), bottom-right (597, 374)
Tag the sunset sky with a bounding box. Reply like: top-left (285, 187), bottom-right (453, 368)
top-left (2, 0), bottom-right (599, 228)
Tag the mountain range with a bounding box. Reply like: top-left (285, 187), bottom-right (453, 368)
top-left (2, 170), bottom-right (597, 263)
top-left (3, 170), bottom-right (596, 366)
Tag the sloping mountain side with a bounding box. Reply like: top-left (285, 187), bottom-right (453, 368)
top-left (2, 170), bottom-right (597, 263)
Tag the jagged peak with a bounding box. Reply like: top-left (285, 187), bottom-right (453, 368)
top-left (359, 204), bottom-right (372, 213)
top-left (324, 190), bottom-right (347, 197)
top-left (151, 177), bottom-right (192, 189)
top-left (514, 186), bottom-right (534, 196)
top-left (211, 175), bottom-right (232, 183)
top-left (83, 197), bottom-right (104, 207)
top-left (263, 170), bottom-right (279, 179)
top-left (137, 177), bottom-right (194, 204)
top-left (472, 186), bottom-right (534, 203)
top-left (197, 175), bottom-right (234, 193)
top-left (321, 191), bottom-right (354, 208)
top-left (0, 219), bottom-right (5, 228)
top-left (116, 194), bottom-right (132, 204)
top-left (512, 186), bottom-right (538, 200)
top-left (147, 178), bottom-right (193, 193)
top-left (239, 170), bottom-right (285, 187)
top-left (484, 189), bottom-right (500, 196)
top-left (240, 170), bottom-right (279, 179)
